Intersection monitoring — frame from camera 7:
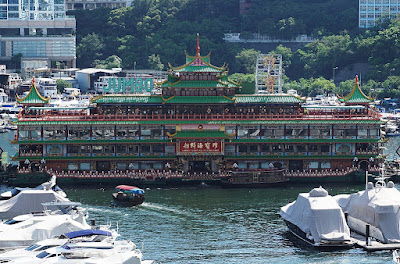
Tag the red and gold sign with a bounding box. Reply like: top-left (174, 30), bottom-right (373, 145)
top-left (178, 141), bottom-right (223, 155)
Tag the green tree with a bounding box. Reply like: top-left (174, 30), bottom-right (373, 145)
top-left (56, 79), bottom-right (72, 93)
top-left (235, 49), bottom-right (260, 74)
top-left (275, 17), bottom-right (304, 39)
top-left (147, 54), bottom-right (164, 71)
top-left (76, 33), bottom-right (104, 68)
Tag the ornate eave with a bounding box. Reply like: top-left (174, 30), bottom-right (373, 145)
top-left (16, 78), bottom-right (50, 105)
top-left (338, 75), bottom-right (375, 104)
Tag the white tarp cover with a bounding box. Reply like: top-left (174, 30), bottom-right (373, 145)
top-left (0, 213), bottom-right (90, 249)
top-left (335, 185), bottom-right (400, 243)
top-left (280, 187), bottom-right (350, 243)
top-left (0, 190), bottom-right (69, 220)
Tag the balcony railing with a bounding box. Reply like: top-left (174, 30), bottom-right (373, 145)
top-left (18, 109), bottom-right (380, 122)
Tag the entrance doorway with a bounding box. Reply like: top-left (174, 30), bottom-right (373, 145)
top-left (189, 161), bottom-right (210, 173)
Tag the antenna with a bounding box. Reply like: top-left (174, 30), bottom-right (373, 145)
top-left (196, 33), bottom-right (200, 55)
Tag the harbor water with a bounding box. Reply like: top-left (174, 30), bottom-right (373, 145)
top-left (1, 131), bottom-right (399, 263)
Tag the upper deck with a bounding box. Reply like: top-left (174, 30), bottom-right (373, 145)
top-left (16, 104), bottom-right (380, 123)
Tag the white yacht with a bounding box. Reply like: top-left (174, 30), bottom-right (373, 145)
top-left (280, 186), bottom-right (353, 248)
top-left (35, 78), bottom-right (58, 98)
top-left (5, 237), bottom-right (154, 264)
top-left (0, 229), bottom-right (117, 262)
top-left (0, 202), bottom-right (90, 250)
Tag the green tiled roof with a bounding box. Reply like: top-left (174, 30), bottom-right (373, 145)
top-left (159, 80), bottom-right (238, 89)
top-left (174, 65), bottom-right (223, 73)
top-left (170, 130), bottom-right (232, 139)
top-left (235, 95), bottom-right (305, 104)
top-left (338, 76), bottom-right (374, 104)
top-left (93, 95), bottom-right (303, 104)
top-left (15, 119), bottom-right (382, 126)
top-left (16, 82), bottom-right (50, 105)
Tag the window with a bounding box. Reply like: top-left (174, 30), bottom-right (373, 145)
top-left (67, 145), bottom-right (79, 154)
top-left (116, 145), bottom-right (127, 153)
top-left (249, 144), bottom-right (258, 153)
top-left (238, 145), bottom-right (247, 153)
top-left (224, 145), bottom-right (235, 155)
top-left (141, 145), bottom-right (151, 153)
top-left (309, 145), bottom-right (318, 152)
top-left (116, 162), bottom-right (127, 170)
top-left (92, 145), bottom-right (103, 154)
top-left (68, 163), bottom-right (78, 171)
top-left (261, 145), bottom-right (270, 153)
top-left (80, 163), bottom-right (90, 170)
top-left (321, 145), bottom-right (330, 153)
top-left (152, 145), bottom-right (163, 153)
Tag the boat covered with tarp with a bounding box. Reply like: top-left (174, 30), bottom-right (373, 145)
top-left (335, 180), bottom-right (400, 243)
top-left (112, 185), bottom-right (145, 206)
top-left (280, 187), bottom-right (353, 248)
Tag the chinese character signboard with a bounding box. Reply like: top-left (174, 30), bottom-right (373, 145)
top-left (177, 141), bottom-right (223, 155)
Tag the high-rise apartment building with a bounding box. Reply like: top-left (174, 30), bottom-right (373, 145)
top-left (0, 0), bottom-right (76, 72)
top-left (359, 0), bottom-right (400, 28)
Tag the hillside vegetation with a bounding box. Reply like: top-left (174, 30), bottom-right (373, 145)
top-left (70, 0), bottom-right (400, 97)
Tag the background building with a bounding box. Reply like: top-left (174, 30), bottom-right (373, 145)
top-left (65, 0), bottom-right (133, 11)
top-left (0, 0), bottom-right (76, 74)
top-left (359, 0), bottom-right (400, 28)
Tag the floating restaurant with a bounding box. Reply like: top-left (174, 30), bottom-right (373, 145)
top-left (10, 39), bottom-right (383, 185)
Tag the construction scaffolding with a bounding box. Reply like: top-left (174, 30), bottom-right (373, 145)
top-left (255, 53), bottom-right (283, 94)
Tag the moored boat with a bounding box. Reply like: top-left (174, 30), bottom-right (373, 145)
top-left (0, 202), bottom-right (90, 250)
top-left (335, 178), bottom-right (400, 244)
top-left (112, 185), bottom-right (145, 206)
top-left (280, 187), bottom-right (354, 248)
top-left (0, 229), bottom-right (117, 262)
top-left (221, 169), bottom-right (287, 187)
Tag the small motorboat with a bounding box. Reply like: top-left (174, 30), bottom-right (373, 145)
top-left (112, 185), bottom-right (145, 206)
top-left (280, 186), bottom-right (353, 248)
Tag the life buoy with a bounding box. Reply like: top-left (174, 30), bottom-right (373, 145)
top-left (225, 108), bottom-right (229, 113)
top-left (228, 177), bottom-right (234, 183)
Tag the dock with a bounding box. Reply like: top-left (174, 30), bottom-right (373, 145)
top-left (352, 233), bottom-right (400, 251)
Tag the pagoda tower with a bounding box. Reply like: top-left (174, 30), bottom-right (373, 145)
top-left (159, 34), bottom-right (241, 97)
